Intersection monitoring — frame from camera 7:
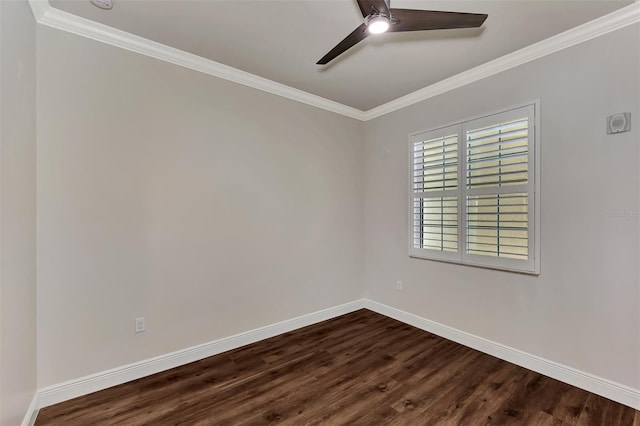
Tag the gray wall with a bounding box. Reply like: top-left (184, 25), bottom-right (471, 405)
top-left (31, 11), bottom-right (640, 408)
top-left (36, 26), bottom-right (364, 387)
top-left (363, 24), bottom-right (639, 388)
top-left (0, 0), bottom-right (37, 424)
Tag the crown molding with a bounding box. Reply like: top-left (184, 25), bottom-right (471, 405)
top-left (27, 0), bottom-right (48, 22)
top-left (363, 2), bottom-right (640, 120)
top-left (26, 0), bottom-right (366, 121)
top-left (29, 1), bottom-right (639, 122)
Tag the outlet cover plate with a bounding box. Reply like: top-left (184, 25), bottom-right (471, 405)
top-left (135, 317), bottom-right (145, 333)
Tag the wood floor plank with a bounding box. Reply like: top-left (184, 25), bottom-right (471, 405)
top-left (452, 362), bottom-right (530, 425)
top-left (408, 355), bottom-right (507, 425)
top-left (36, 309), bottom-right (639, 425)
top-left (551, 385), bottom-right (591, 425)
top-left (576, 392), bottom-right (637, 426)
top-left (526, 410), bottom-right (563, 426)
top-left (485, 370), bottom-right (554, 424)
top-left (388, 351), bottom-right (491, 424)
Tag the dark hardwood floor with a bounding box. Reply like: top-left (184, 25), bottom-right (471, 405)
top-left (36, 309), bottom-right (639, 425)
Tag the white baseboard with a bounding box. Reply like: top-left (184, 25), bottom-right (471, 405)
top-left (37, 299), bottom-right (366, 408)
top-left (21, 393), bottom-right (39, 426)
top-left (33, 297), bottom-right (639, 417)
top-left (363, 299), bottom-right (640, 410)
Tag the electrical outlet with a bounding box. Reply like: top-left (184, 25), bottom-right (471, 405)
top-left (396, 280), bottom-right (403, 291)
top-left (135, 317), bottom-right (145, 333)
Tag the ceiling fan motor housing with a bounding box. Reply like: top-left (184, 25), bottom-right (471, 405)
top-left (89, 0), bottom-right (113, 10)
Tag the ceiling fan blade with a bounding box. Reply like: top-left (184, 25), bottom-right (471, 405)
top-left (389, 9), bottom-right (488, 32)
top-left (356, 0), bottom-right (390, 18)
top-left (317, 23), bottom-right (369, 65)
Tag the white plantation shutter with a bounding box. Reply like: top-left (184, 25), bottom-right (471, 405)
top-left (462, 107), bottom-right (534, 270)
top-left (466, 118), bottom-right (529, 189)
top-left (409, 104), bottom-right (538, 274)
top-left (412, 134), bottom-right (458, 192)
top-left (466, 193), bottom-right (529, 260)
top-left (410, 125), bottom-right (460, 262)
top-left (412, 197), bottom-right (458, 253)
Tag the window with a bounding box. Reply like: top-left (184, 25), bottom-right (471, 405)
top-left (409, 103), bottom-right (539, 274)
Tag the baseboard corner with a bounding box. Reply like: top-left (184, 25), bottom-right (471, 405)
top-left (21, 393), bottom-right (40, 426)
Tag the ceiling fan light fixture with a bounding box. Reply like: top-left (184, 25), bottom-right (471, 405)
top-left (316, 0), bottom-right (488, 65)
top-left (366, 15), bottom-right (390, 34)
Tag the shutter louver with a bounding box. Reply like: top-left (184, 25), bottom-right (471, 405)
top-left (466, 118), bottom-right (528, 189)
top-left (413, 197), bottom-right (458, 252)
top-left (466, 193), bottom-right (528, 260)
top-left (465, 116), bottom-right (530, 261)
top-left (413, 134), bottom-right (458, 192)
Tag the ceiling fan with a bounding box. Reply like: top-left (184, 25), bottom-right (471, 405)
top-left (317, 0), bottom-right (488, 65)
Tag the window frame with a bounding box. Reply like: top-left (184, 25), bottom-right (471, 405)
top-left (408, 101), bottom-right (540, 275)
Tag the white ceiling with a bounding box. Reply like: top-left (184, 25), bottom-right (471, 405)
top-left (49, 0), bottom-right (632, 111)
